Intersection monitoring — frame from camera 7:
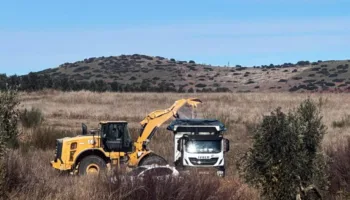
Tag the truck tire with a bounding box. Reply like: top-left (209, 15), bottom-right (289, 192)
top-left (138, 153), bottom-right (168, 166)
top-left (217, 167), bottom-right (225, 178)
top-left (78, 155), bottom-right (106, 175)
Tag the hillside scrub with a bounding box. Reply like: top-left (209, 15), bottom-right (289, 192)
top-left (240, 98), bottom-right (327, 200)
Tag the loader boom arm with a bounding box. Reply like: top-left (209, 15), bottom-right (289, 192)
top-left (134, 98), bottom-right (202, 151)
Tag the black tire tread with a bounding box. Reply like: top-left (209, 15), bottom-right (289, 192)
top-left (78, 155), bottom-right (106, 175)
top-left (138, 153), bottom-right (168, 166)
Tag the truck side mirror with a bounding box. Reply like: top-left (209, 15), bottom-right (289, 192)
top-left (224, 139), bottom-right (230, 152)
top-left (177, 139), bottom-right (183, 152)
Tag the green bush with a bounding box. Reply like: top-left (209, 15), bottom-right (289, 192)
top-left (20, 107), bottom-right (44, 128)
top-left (0, 89), bottom-right (20, 148)
top-left (0, 89), bottom-right (20, 197)
top-left (240, 98), bottom-right (327, 200)
top-left (195, 83), bottom-right (207, 88)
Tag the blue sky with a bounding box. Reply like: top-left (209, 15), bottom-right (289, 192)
top-left (0, 0), bottom-right (349, 75)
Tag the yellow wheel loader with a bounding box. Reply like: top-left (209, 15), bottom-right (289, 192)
top-left (50, 98), bottom-right (202, 175)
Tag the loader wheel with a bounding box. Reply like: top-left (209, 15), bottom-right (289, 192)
top-left (139, 154), bottom-right (168, 166)
top-left (78, 155), bottom-right (106, 175)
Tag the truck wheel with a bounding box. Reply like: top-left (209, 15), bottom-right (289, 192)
top-left (139, 154), bottom-right (167, 166)
top-left (78, 155), bottom-right (106, 175)
top-left (217, 168), bottom-right (225, 178)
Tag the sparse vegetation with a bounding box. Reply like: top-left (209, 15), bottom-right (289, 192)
top-left (332, 115), bottom-right (350, 128)
top-left (20, 107), bottom-right (44, 129)
top-left (0, 91), bottom-right (349, 199)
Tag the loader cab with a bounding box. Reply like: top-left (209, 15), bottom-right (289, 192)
top-left (99, 121), bottom-right (133, 153)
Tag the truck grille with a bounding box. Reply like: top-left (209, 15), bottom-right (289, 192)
top-left (189, 158), bottom-right (218, 165)
top-left (55, 140), bottom-right (63, 163)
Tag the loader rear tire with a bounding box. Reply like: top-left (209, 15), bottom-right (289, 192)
top-left (139, 154), bottom-right (167, 166)
top-left (78, 155), bottom-right (106, 175)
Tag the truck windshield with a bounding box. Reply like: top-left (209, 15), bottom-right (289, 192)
top-left (185, 140), bottom-right (221, 153)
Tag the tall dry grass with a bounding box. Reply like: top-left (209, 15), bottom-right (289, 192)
top-left (2, 149), bottom-right (258, 200)
top-left (12, 90), bottom-right (350, 199)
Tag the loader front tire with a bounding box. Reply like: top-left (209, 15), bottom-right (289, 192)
top-left (78, 155), bottom-right (106, 175)
top-left (139, 153), bottom-right (168, 166)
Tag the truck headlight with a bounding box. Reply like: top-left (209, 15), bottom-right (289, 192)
top-left (187, 144), bottom-right (196, 153)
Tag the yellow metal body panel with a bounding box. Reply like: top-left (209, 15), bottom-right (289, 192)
top-left (51, 135), bottom-right (126, 171)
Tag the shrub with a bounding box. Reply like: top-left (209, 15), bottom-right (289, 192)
top-left (240, 99), bottom-right (327, 200)
top-left (189, 60), bottom-right (195, 64)
top-left (245, 80), bottom-right (255, 84)
top-left (92, 69), bottom-right (102, 73)
top-left (289, 86), bottom-right (300, 92)
top-left (303, 79), bottom-right (316, 83)
top-left (327, 137), bottom-right (350, 198)
top-left (325, 82), bottom-right (335, 86)
top-left (338, 70), bottom-right (348, 74)
top-left (0, 89), bottom-right (20, 149)
top-left (278, 79), bottom-right (288, 82)
top-left (73, 66), bottom-right (90, 73)
top-left (187, 88), bottom-right (194, 93)
top-left (28, 126), bottom-right (76, 150)
top-left (332, 79), bottom-right (345, 83)
top-left (236, 67), bottom-right (247, 71)
top-left (332, 115), bottom-right (350, 128)
top-left (306, 84), bottom-right (318, 91)
top-left (329, 74), bottom-right (338, 78)
top-left (215, 87), bottom-right (231, 92)
top-left (20, 107), bottom-right (44, 129)
top-left (0, 89), bottom-right (20, 197)
top-left (292, 77), bottom-right (302, 80)
top-left (297, 60), bottom-right (310, 66)
top-left (195, 83), bottom-right (207, 88)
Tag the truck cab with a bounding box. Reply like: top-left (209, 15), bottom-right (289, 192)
top-left (167, 119), bottom-right (229, 177)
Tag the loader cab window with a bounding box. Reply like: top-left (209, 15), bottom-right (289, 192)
top-left (101, 123), bottom-right (132, 152)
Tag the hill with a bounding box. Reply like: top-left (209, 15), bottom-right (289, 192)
top-left (5, 54), bottom-right (350, 92)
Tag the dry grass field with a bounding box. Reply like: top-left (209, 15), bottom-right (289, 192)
top-left (4, 90), bottom-right (350, 199)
